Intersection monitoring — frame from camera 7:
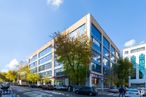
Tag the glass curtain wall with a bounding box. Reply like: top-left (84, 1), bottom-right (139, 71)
top-left (139, 54), bottom-right (145, 79)
top-left (131, 56), bottom-right (136, 79)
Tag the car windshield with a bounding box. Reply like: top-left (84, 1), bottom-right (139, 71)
top-left (128, 89), bottom-right (138, 92)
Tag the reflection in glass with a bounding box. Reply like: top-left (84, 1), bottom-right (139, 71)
top-left (139, 54), bottom-right (145, 79)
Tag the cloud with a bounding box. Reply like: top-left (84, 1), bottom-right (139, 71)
top-left (47, 0), bottom-right (63, 8)
top-left (140, 41), bottom-right (145, 44)
top-left (124, 39), bottom-right (136, 47)
top-left (1, 59), bottom-right (19, 72)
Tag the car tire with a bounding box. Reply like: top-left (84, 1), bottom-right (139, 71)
top-left (75, 91), bottom-right (79, 94)
top-left (89, 92), bottom-right (93, 96)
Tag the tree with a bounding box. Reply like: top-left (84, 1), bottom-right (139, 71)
top-left (54, 32), bottom-right (92, 85)
top-left (113, 58), bottom-right (133, 86)
top-left (43, 77), bottom-right (51, 84)
top-left (27, 73), bottom-right (40, 84)
top-left (6, 70), bottom-right (17, 82)
top-left (17, 65), bottom-right (30, 81)
top-left (0, 72), bottom-right (8, 82)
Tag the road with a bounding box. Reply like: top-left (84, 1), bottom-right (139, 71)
top-left (9, 86), bottom-right (118, 97)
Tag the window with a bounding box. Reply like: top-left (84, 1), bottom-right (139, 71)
top-left (54, 68), bottom-right (64, 77)
top-left (131, 56), bottom-right (136, 79)
top-left (39, 71), bottom-right (52, 77)
top-left (124, 51), bottom-right (129, 54)
top-left (139, 54), bottom-right (145, 79)
top-left (131, 47), bottom-right (145, 53)
top-left (91, 24), bottom-right (101, 42)
top-left (69, 24), bottom-right (86, 38)
top-left (111, 46), bottom-right (115, 55)
top-left (131, 56), bottom-right (136, 68)
top-left (30, 55), bottom-right (37, 63)
top-left (39, 54), bottom-right (52, 65)
top-left (92, 51), bottom-right (101, 73)
top-left (39, 46), bottom-right (52, 58)
top-left (103, 47), bottom-right (110, 58)
top-left (38, 62), bottom-right (52, 71)
top-left (30, 68), bottom-right (37, 73)
top-left (47, 71), bottom-right (52, 77)
top-left (103, 57), bottom-right (110, 75)
top-left (29, 61), bottom-right (37, 68)
top-left (103, 37), bottom-right (110, 49)
top-left (103, 58), bottom-right (110, 76)
top-left (91, 62), bottom-right (101, 73)
top-left (55, 61), bottom-right (63, 67)
top-left (92, 38), bottom-right (101, 53)
top-left (92, 51), bottom-right (101, 65)
top-left (111, 55), bottom-right (115, 63)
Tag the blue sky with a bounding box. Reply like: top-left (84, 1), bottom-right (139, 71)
top-left (0, 0), bottom-right (146, 72)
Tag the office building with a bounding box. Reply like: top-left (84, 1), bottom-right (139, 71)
top-left (123, 43), bottom-right (146, 87)
top-left (28, 14), bottom-right (120, 88)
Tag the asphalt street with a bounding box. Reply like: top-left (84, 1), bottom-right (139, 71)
top-left (8, 86), bottom-right (119, 97)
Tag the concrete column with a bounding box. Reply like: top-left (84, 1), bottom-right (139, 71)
top-left (52, 40), bottom-right (55, 85)
top-left (101, 32), bottom-right (104, 91)
top-left (89, 74), bottom-right (92, 87)
top-left (86, 13), bottom-right (91, 39)
top-left (136, 63), bottom-right (139, 80)
top-left (86, 13), bottom-right (92, 87)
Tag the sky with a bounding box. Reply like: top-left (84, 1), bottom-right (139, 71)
top-left (0, 0), bottom-right (146, 72)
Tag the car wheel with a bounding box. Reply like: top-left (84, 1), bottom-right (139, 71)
top-left (76, 91), bottom-right (79, 94)
top-left (89, 92), bottom-right (93, 96)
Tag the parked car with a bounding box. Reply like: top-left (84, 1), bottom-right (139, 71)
top-left (1, 82), bottom-right (10, 90)
top-left (108, 86), bottom-right (119, 93)
top-left (125, 88), bottom-right (144, 97)
top-left (29, 84), bottom-right (37, 88)
top-left (54, 85), bottom-right (68, 91)
top-left (143, 88), bottom-right (146, 96)
top-left (36, 84), bottom-right (43, 88)
top-left (73, 85), bottom-right (81, 93)
top-left (42, 85), bottom-right (54, 90)
top-left (75, 86), bottom-right (97, 96)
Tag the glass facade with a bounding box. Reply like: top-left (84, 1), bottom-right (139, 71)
top-left (30, 55), bottom-right (37, 63)
top-left (38, 46), bottom-right (52, 58)
top-left (111, 46), bottom-right (115, 55)
top-left (28, 16), bottom-right (120, 87)
top-left (39, 54), bottom-right (52, 65)
top-left (92, 38), bottom-right (101, 53)
top-left (54, 67), bottom-right (64, 77)
top-left (92, 50), bottom-right (101, 73)
top-left (91, 24), bottom-right (119, 87)
top-left (39, 71), bottom-right (52, 77)
top-left (69, 24), bottom-right (86, 38)
top-left (55, 61), bottom-right (63, 67)
top-left (111, 55), bottom-right (115, 63)
top-left (91, 24), bottom-right (102, 74)
top-left (30, 67), bottom-right (37, 73)
top-left (38, 62), bottom-right (52, 72)
top-left (139, 54), bottom-right (145, 79)
top-left (91, 24), bottom-right (101, 42)
top-left (131, 56), bottom-right (136, 79)
top-left (103, 47), bottom-right (110, 58)
top-left (103, 37), bottom-right (110, 49)
top-left (103, 57), bottom-right (110, 75)
top-left (29, 61), bottom-right (37, 68)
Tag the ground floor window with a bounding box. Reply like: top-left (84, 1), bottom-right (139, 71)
top-left (92, 77), bottom-right (99, 87)
top-left (131, 83), bottom-right (145, 88)
top-left (54, 79), bottom-right (65, 85)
